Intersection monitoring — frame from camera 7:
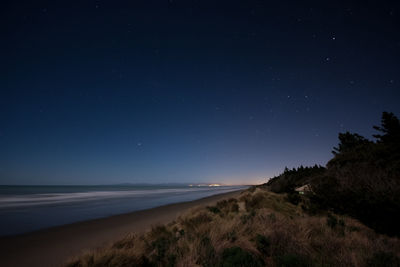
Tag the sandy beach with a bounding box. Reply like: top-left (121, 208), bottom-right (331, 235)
top-left (0, 190), bottom-right (242, 267)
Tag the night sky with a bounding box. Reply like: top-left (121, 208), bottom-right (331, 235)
top-left (1, 1), bottom-right (399, 185)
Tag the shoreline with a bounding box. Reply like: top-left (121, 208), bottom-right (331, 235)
top-left (0, 190), bottom-right (243, 267)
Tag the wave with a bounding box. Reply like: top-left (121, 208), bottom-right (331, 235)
top-left (0, 186), bottom-right (243, 209)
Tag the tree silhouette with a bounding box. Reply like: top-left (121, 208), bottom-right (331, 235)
top-left (373, 112), bottom-right (400, 144)
top-left (332, 132), bottom-right (370, 155)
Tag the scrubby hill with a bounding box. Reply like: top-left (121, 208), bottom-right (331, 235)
top-left (67, 188), bottom-right (400, 267)
top-left (311, 112), bottom-right (400, 236)
top-left (263, 112), bottom-right (400, 237)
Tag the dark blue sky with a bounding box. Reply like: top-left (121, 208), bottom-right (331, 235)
top-left (1, 0), bottom-right (399, 185)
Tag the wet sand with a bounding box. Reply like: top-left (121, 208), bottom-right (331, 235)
top-left (0, 190), bottom-right (242, 267)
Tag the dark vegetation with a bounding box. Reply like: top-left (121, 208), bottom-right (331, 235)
top-left (68, 187), bottom-right (400, 267)
top-left (266, 111), bottom-right (400, 236)
top-left (219, 247), bottom-right (263, 267)
top-left (266, 165), bottom-right (326, 194)
top-left (67, 112), bottom-right (400, 267)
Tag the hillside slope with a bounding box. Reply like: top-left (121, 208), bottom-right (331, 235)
top-left (68, 188), bottom-right (400, 267)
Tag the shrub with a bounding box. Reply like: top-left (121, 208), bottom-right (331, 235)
top-left (226, 231), bottom-right (237, 242)
top-left (287, 191), bottom-right (301, 205)
top-left (248, 186), bottom-right (257, 193)
top-left (207, 206), bottom-right (221, 214)
top-left (196, 236), bottom-right (217, 267)
top-left (327, 213), bottom-right (338, 229)
top-left (147, 226), bottom-right (177, 264)
top-left (268, 213), bottom-right (276, 222)
top-left (218, 247), bottom-right (263, 267)
top-left (216, 200), bottom-right (228, 209)
top-left (151, 237), bottom-right (170, 261)
top-left (215, 199), bottom-right (239, 214)
top-left (182, 212), bottom-right (212, 230)
top-left (245, 193), bottom-right (266, 210)
top-left (255, 234), bottom-right (270, 256)
top-left (274, 253), bottom-right (312, 267)
top-left (240, 211), bottom-right (256, 224)
top-left (136, 256), bottom-right (155, 267)
top-left (230, 203), bottom-right (239, 212)
top-left (166, 254), bottom-right (177, 267)
top-left (112, 235), bottom-right (135, 249)
top-left (367, 251), bottom-right (400, 267)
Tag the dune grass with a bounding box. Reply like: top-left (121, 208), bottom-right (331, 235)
top-left (67, 188), bottom-right (400, 267)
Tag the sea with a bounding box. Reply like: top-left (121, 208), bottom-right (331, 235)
top-left (0, 184), bottom-right (247, 236)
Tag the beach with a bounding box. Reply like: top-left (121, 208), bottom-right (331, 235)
top-left (0, 190), bottom-right (242, 267)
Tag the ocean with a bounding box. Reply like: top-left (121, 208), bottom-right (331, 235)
top-left (0, 184), bottom-right (247, 236)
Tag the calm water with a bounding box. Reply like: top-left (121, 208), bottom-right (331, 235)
top-left (0, 185), bottom-right (246, 236)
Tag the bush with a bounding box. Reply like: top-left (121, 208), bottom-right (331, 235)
top-left (151, 237), bottom-right (170, 261)
top-left (240, 211), bottom-right (256, 224)
top-left (230, 203), bottom-right (239, 213)
top-left (214, 199), bottom-right (239, 214)
top-left (327, 213), bottom-right (338, 229)
top-left (287, 191), bottom-right (301, 205)
top-left (196, 236), bottom-right (217, 267)
top-left (248, 186), bottom-right (257, 193)
top-left (245, 193), bottom-right (266, 210)
top-left (255, 234), bottom-right (270, 256)
top-left (219, 247), bottom-right (263, 267)
top-left (367, 251), bottom-right (400, 267)
top-left (147, 226), bottom-right (177, 264)
top-left (183, 212), bottom-right (213, 230)
top-left (112, 235), bottom-right (135, 249)
top-left (207, 206), bottom-right (221, 214)
top-left (274, 253), bottom-right (312, 267)
top-left (166, 254), bottom-right (177, 267)
top-left (226, 231), bottom-right (237, 242)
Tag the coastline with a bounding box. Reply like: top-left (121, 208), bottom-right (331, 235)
top-left (0, 189), bottom-right (243, 267)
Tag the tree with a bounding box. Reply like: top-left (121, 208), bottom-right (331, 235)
top-left (373, 112), bottom-right (400, 144)
top-left (332, 132), bottom-right (370, 155)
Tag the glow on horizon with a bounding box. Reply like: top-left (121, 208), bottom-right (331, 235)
top-left (213, 175), bottom-right (272, 186)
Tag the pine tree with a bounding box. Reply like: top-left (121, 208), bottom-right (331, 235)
top-left (373, 112), bottom-right (400, 144)
top-left (332, 132), bottom-right (370, 154)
